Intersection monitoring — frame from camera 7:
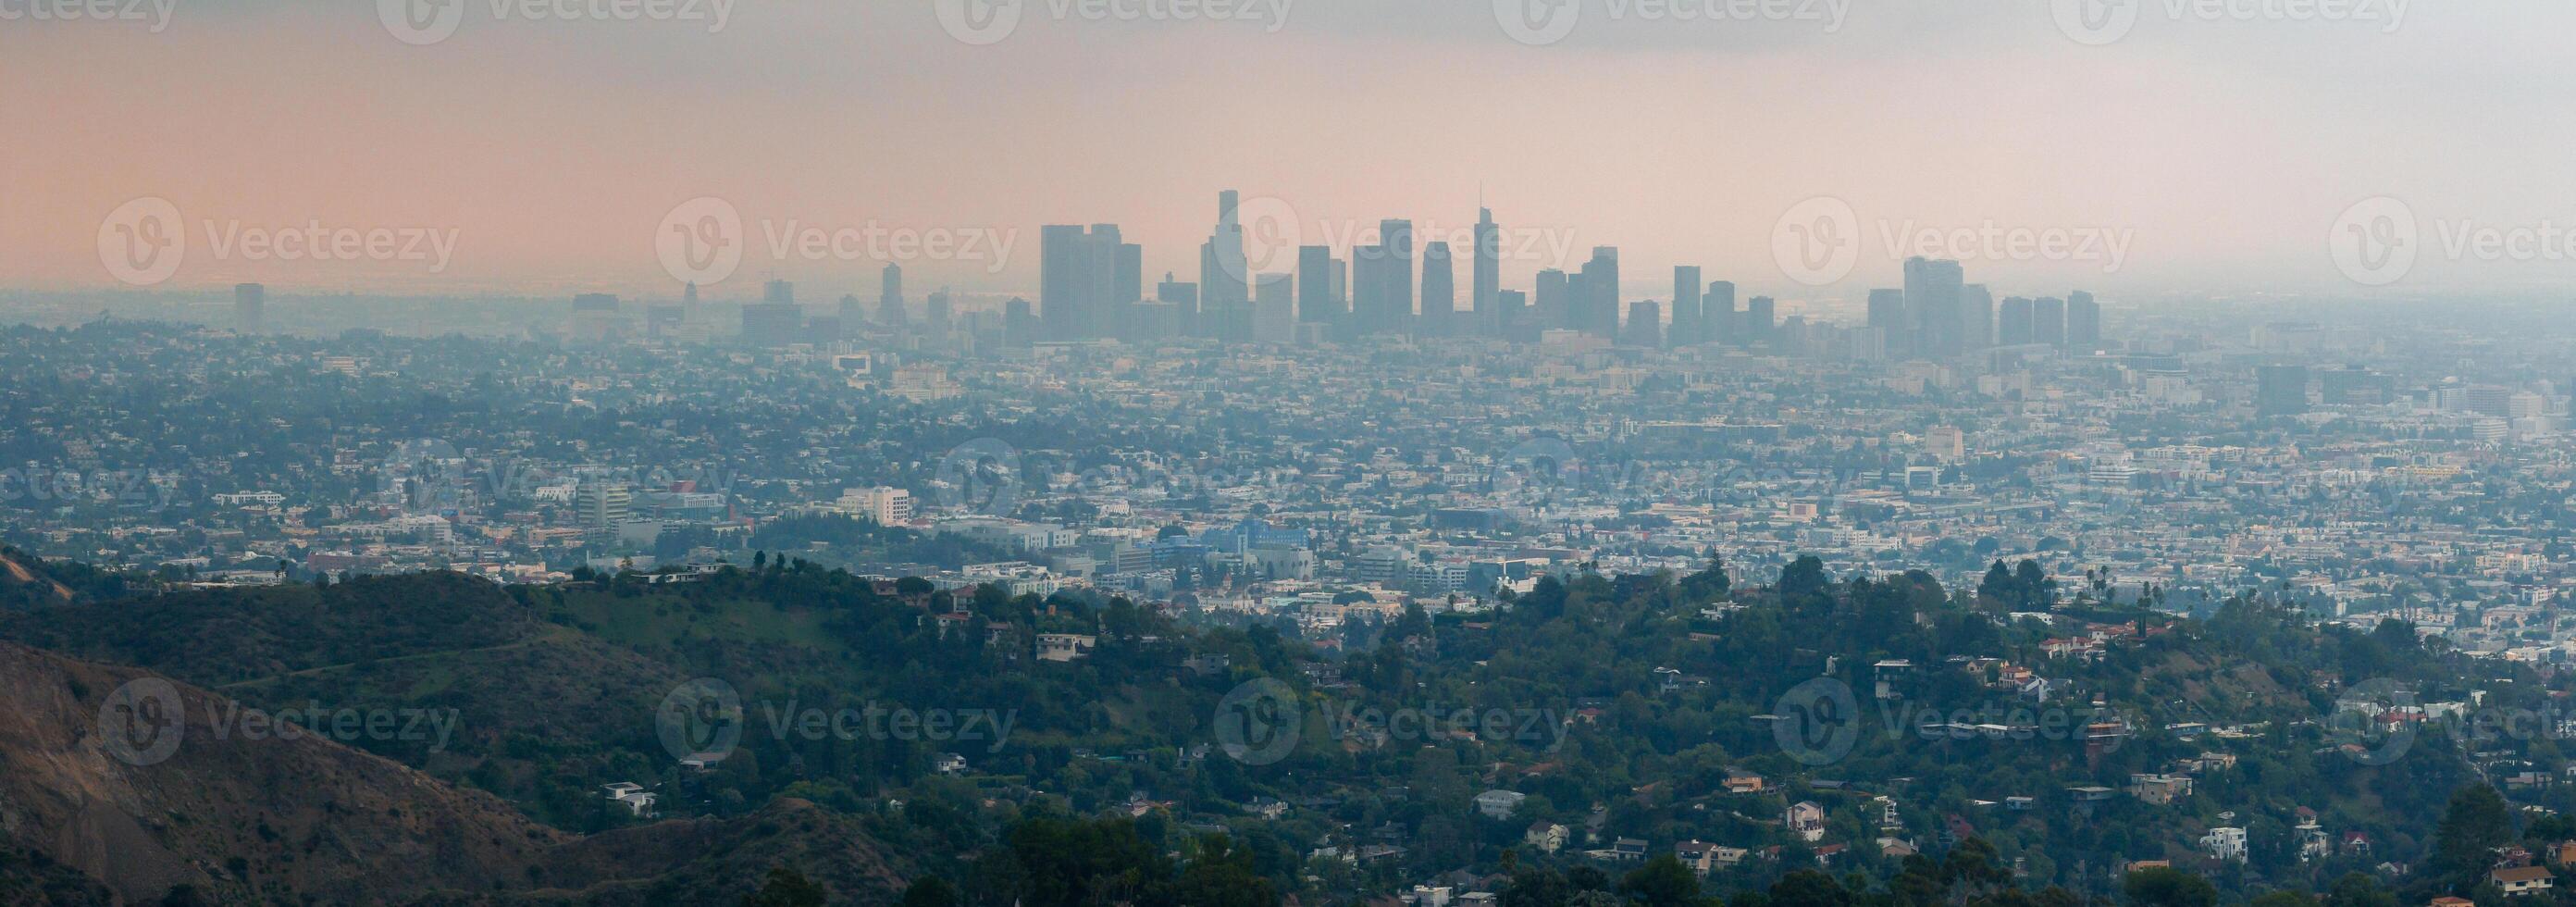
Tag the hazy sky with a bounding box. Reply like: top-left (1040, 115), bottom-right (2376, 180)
top-left (6, 0), bottom-right (2572, 305)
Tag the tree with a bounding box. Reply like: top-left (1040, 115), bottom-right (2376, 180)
top-left (2322, 872), bottom-right (2397, 907)
top-left (899, 876), bottom-right (961, 907)
top-left (1621, 854), bottom-right (1705, 907)
top-left (2432, 784), bottom-right (2514, 887)
top-left (2122, 867), bottom-right (2216, 907)
top-left (2247, 891), bottom-right (2318, 907)
top-left (741, 866), bottom-right (827, 907)
top-left (1766, 869), bottom-right (1851, 907)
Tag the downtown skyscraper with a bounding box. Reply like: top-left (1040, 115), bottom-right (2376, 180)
top-left (1670, 266), bottom-right (1703, 346)
top-left (1472, 205), bottom-right (1501, 337)
top-left (1420, 241), bottom-right (1455, 334)
top-left (1352, 218), bottom-right (1414, 336)
top-left (1041, 223), bottom-right (1122, 341)
top-left (1903, 256), bottom-right (1966, 357)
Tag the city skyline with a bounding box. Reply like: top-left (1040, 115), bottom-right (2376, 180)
top-left (12, 3), bottom-right (2576, 297)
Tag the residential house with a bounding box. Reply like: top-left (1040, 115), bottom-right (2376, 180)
top-left (1786, 801), bottom-right (1828, 843)
top-left (2493, 866), bottom-right (2555, 898)
top-left (1036, 633), bottom-right (1097, 662)
top-left (601, 782), bottom-right (657, 817)
top-left (1473, 789), bottom-right (1529, 821)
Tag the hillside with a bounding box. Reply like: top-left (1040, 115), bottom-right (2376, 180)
top-left (0, 640), bottom-right (911, 904)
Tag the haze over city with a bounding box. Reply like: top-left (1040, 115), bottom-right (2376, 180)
top-left (8, 3), bottom-right (2576, 906)
top-left (10, 1), bottom-right (2576, 299)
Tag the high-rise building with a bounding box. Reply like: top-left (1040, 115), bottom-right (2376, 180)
top-left (1704, 280), bottom-right (1737, 346)
top-left (1115, 243), bottom-right (1144, 306)
top-left (1472, 205), bottom-right (1501, 335)
top-left (1534, 268), bottom-right (1571, 329)
top-left (1495, 289), bottom-right (1530, 340)
top-left (1576, 246), bottom-right (1619, 338)
top-left (1352, 219), bottom-right (1415, 336)
top-left (1671, 266), bottom-right (1703, 346)
top-left (574, 482), bottom-right (633, 528)
top-left (1866, 289), bottom-right (1908, 351)
top-left (234, 283), bottom-right (265, 334)
top-left (1253, 272), bottom-right (1295, 344)
top-left (1003, 297), bottom-right (1035, 347)
top-left (1419, 241), bottom-right (1455, 333)
top-left (836, 293), bottom-right (866, 330)
top-left (742, 280), bottom-right (803, 345)
top-left (1744, 296), bottom-right (1776, 344)
top-left (1041, 224), bottom-right (1121, 341)
top-left (1622, 301), bottom-right (1661, 348)
top-left (568, 292), bottom-right (623, 345)
top-left (2256, 366), bottom-right (2311, 416)
top-left (880, 263), bottom-right (904, 325)
top-left (2066, 291), bottom-right (2101, 352)
top-left (2032, 297), bottom-right (2067, 347)
top-left (1963, 284), bottom-right (1994, 351)
top-left (1903, 257), bottom-right (1965, 356)
top-left (1296, 245), bottom-right (1344, 325)
top-left (1998, 297), bottom-right (2035, 345)
top-left (925, 291), bottom-right (953, 336)
top-left (1199, 192), bottom-right (1248, 321)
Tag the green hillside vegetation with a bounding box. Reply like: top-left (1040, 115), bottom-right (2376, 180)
top-left (4, 548), bottom-right (2571, 905)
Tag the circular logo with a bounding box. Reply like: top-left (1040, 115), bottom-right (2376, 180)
top-left (1490, 438), bottom-right (1583, 503)
top-left (936, 0), bottom-right (1022, 45)
top-left (935, 438), bottom-right (1022, 516)
top-left (1773, 677), bottom-right (1861, 766)
top-left (655, 677), bottom-right (743, 765)
top-left (375, 438), bottom-right (467, 514)
top-left (2051, 0), bottom-right (2138, 45)
top-left (378, 0), bottom-right (465, 44)
top-left (1494, 0), bottom-right (1581, 46)
top-left (99, 677), bottom-right (185, 767)
top-left (1214, 677), bottom-right (1301, 766)
top-left (98, 197), bottom-right (185, 287)
top-left (2323, 677), bottom-right (2417, 766)
top-left (1772, 195), bottom-right (1860, 286)
top-left (2329, 196), bottom-right (2417, 287)
top-left (1230, 195), bottom-right (1304, 286)
top-left (655, 196), bottom-right (744, 288)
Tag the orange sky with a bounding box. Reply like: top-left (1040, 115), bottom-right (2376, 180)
top-left (6, 1), bottom-right (2572, 304)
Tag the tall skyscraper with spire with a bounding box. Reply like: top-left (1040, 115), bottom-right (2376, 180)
top-left (1472, 203), bottom-right (1501, 337)
top-left (1199, 191), bottom-right (1249, 325)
